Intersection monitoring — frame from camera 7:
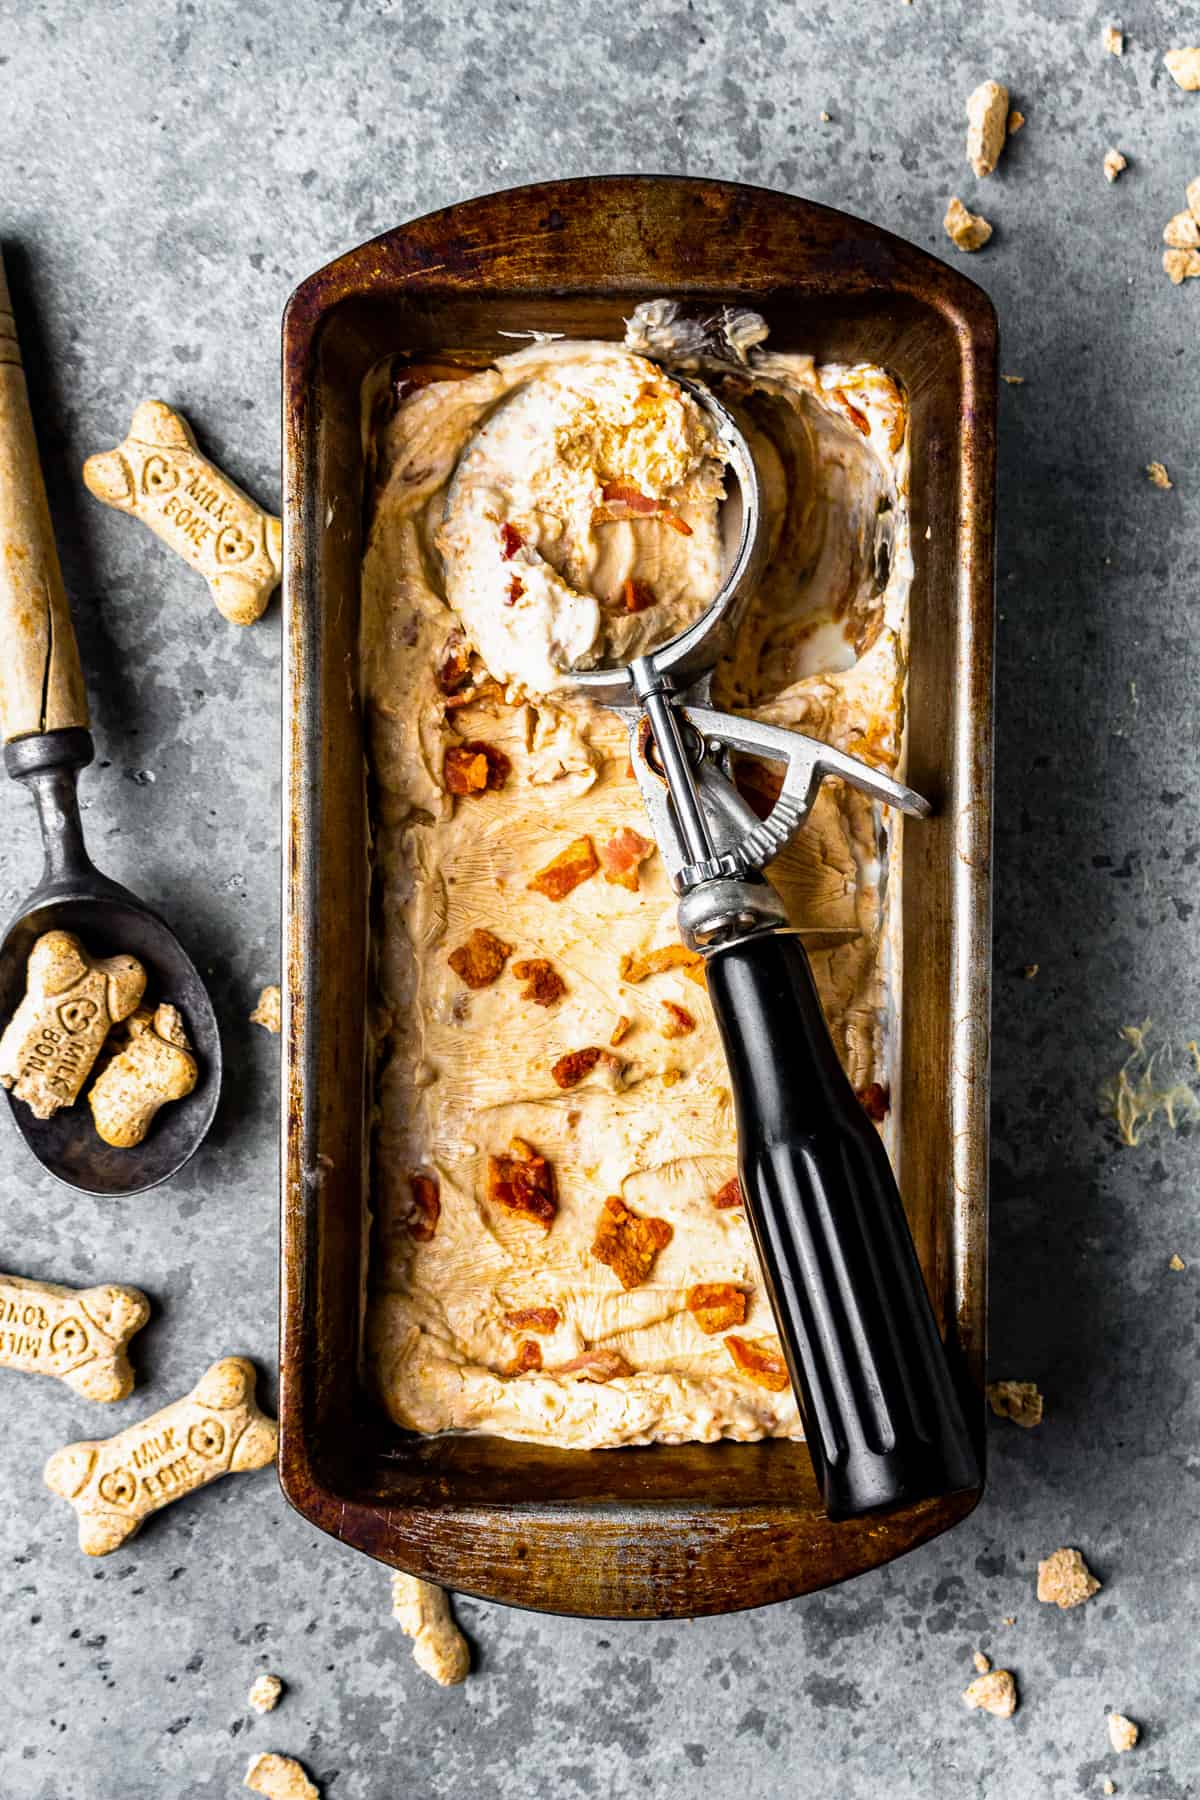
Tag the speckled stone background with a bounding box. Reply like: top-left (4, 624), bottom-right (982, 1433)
top-left (1, 1), bottom-right (1198, 1795)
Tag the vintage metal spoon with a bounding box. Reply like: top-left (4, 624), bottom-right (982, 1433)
top-left (0, 251), bottom-right (221, 1194)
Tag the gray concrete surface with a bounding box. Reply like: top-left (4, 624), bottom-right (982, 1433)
top-left (1, 0), bottom-right (1198, 1794)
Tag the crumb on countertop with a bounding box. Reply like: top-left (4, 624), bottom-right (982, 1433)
top-left (962, 1668), bottom-right (1018, 1718)
top-left (973, 1649), bottom-right (991, 1674)
top-left (987, 1379), bottom-right (1044, 1427)
top-left (1164, 47), bottom-right (1200, 90)
top-left (251, 984), bottom-right (282, 1033)
top-left (1103, 148), bottom-right (1128, 183)
top-left (966, 79), bottom-right (1010, 177)
top-left (1163, 247), bottom-right (1200, 283)
top-left (944, 196), bottom-right (993, 252)
top-left (1037, 1546), bottom-right (1101, 1609)
top-left (1146, 462), bottom-right (1173, 489)
top-left (1103, 24), bottom-right (1124, 55)
top-left (1007, 108), bottom-right (1025, 134)
top-left (244, 1753), bottom-right (319, 1800)
top-left (248, 1673), bottom-right (284, 1714)
top-left (1108, 1713), bottom-right (1140, 1754)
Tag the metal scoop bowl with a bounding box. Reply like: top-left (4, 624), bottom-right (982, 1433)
top-left (0, 254), bottom-right (221, 1195)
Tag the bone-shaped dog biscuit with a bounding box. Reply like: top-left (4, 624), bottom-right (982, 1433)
top-left (0, 1271), bottom-right (149, 1401)
top-left (44, 1355), bottom-right (277, 1555)
top-left (88, 1002), bottom-right (198, 1147)
top-left (83, 401), bottom-right (282, 626)
top-left (0, 929), bottom-right (146, 1119)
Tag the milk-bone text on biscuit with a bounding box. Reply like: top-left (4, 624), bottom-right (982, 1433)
top-left (0, 929), bottom-right (146, 1120)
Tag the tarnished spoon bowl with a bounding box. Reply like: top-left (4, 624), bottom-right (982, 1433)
top-left (0, 733), bottom-right (222, 1196)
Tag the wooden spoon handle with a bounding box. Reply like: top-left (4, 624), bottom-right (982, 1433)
top-left (0, 252), bottom-right (88, 742)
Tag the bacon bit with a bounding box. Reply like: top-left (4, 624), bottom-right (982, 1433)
top-left (857, 1082), bottom-right (891, 1122)
top-left (403, 1172), bottom-right (441, 1242)
top-left (502, 1306), bottom-right (561, 1334)
top-left (486, 1138), bottom-right (558, 1230)
top-left (436, 630), bottom-right (472, 695)
top-left (551, 1046), bottom-right (619, 1090)
top-left (447, 927), bottom-right (512, 989)
top-left (507, 1339), bottom-right (543, 1375)
top-left (831, 387), bottom-right (872, 435)
top-left (443, 740), bottom-right (511, 796)
top-left (528, 835), bottom-right (599, 901)
top-left (600, 481), bottom-right (660, 513)
top-left (511, 958), bottom-right (567, 1007)
top-left (725, 1334), bottom-right (791, 1392)
top-left (591, 1193), bottom-right (673, 1290)
top-left (659, 1000), bottom-right (696, 1039)
top-left (598, 827), bottom-right (656, 892)
top-left (592, 483), bottom-right (692, 536)
top-left (500, 522), bottom-right (523, 559)
top-left (610, 1015), bottom-right (632, 1047)
top-left (556, 1348), bottom-right (634, 1382)
top-left (687, 1282), bottom-right (748, 1335)
top-left (713, 1176), bottom-right (743, 1210)
top-left (505, 574), bottom-right (525, 607)
top-left (619, 943), bottom-right (705, 985)
top-left (622, 578), bottom-right (657, 613)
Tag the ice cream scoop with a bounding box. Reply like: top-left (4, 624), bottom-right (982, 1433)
top-left (549, 371), bottom-right (980, 1520)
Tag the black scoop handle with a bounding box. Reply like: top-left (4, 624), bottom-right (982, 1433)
top-left (705, 929), bottom-right (980, 1520)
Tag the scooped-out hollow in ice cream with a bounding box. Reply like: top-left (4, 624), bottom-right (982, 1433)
top-left (437, 344), bottom-right (729, 696)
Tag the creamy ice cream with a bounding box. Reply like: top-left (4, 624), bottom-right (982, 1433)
top-left (361, 318), bottom-right (911, 1450)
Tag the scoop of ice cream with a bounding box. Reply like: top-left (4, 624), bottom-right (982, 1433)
top-left (437, 350), bottom-right (726, 696)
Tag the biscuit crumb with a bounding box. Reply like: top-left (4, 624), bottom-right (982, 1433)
top-left (251, 985), bottom-right (282, 1033)
top-left (1108, 1713), bottom-right (1139, 1753)
top-left (244, 1753), bottom-right (319, 1799)
top-left (1037, 1546), bottom-right (1101, 1609)
top-left (944, 196), bottom-right (993, 252)
top-left (1102, 1019), bottom-right (1199, 1144)
top-left (391, 1572), bottom-right (470, 1686)
top-left (1024, 963), bottom-right (1039, 978)
top-left (1163, 247), bottom-right (1200, 283)
top-left (1103, 148), bottom-right (1128, 183)
top-left (1164, 47), bottom-right (1200, 90)
top-left (1007, 108), bottom-right (1025, 134)
top-left (1146, 461), bottom-right (1173, 489)
top-left (1163, 211), bottom-right (1200, 248)
top-left (1002, 374), bottom-right (1025, 385)
top-left (248, 1673), bottom-right (284, 1714)
top-left (1103, 24), bottom-right (1123, 55)
top-left (1103, 1782), bottom-right (1116, 1797)
top-left (973, 1650), bottom-right (991, 1674)
top-left (1170, 1252), bottom-right (1186, 1270)
top-left (962, 1668), bottom-right (1018, 1717)
top-left (819, 110), bottom-right (832, 122)
top-left (1002, 1616), bottom-right (1016, 1626)
top-left (966, 80), bottom-right (1010, 177)
top-left (987, 1379), bottom-right (1044, 1427)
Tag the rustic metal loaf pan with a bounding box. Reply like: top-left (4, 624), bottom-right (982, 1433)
top-left (280, 176), bottom-right (996, 1619)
